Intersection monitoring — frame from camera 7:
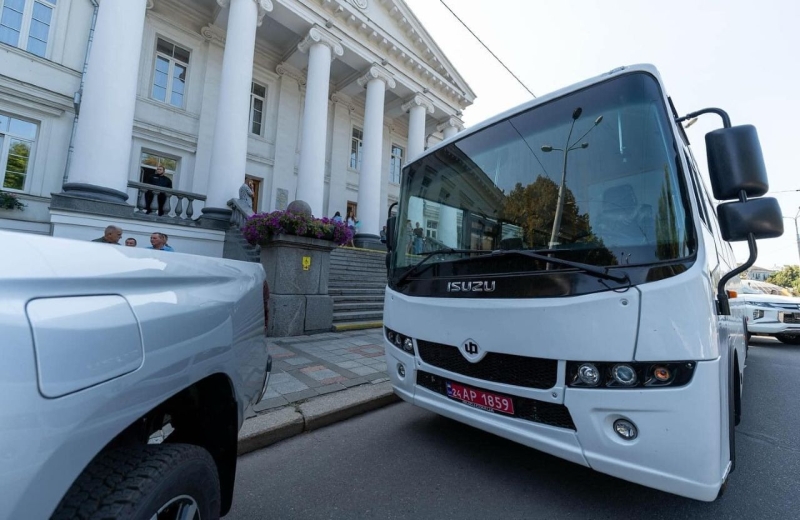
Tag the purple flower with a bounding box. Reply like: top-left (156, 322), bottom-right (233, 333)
top-left (242, 209), bottom-right (351, 246)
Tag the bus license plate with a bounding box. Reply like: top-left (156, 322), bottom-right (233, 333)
top-left (446, 381), bottom-right (515, 415)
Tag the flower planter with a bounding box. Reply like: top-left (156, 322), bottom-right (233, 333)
top-left (259, 234), bottom-right (336, 337)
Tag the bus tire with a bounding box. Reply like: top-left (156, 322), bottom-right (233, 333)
top-left (52, 443), bottom-right (220, 520)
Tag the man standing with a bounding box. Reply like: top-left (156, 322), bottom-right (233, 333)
top-left (92, 225), bottom-right (122, 244)
top-left (144, 165), bottom-right (172, 216)
top-left (148, 232), bottom-right (174, 252)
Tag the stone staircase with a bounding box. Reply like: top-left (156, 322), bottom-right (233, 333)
top-left (329, 247), bottom-right (387, 331)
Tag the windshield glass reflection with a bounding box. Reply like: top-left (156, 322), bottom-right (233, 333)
top-left (392, 72), bottom-right (695, 274)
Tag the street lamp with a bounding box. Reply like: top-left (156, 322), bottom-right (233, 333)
top-left (782, 206), bottom-right (800, 264)
top-left (541, 107), bottom-right (603, 248)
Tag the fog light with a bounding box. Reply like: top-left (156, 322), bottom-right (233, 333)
top-left (403, 338), bottom-right (414, 353)
top-left (612, 364), bottom-right (638, 386)
top-left (613, 419), bottom-right (638, 440)
top-left (577, 363), bottom-right (600, 386)
top-left (397, 363), bottom-right (406, 378)
top-left (653, 366), bottom-right (671, 382)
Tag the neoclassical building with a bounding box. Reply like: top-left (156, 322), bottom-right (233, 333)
top-left (0, 0), bottom-right (473, 255)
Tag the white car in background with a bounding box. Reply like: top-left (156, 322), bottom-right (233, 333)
top-left (738, 280), bottom-right (800, 344)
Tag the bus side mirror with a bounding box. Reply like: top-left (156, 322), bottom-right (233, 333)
top-left (706, 125), bottom-right (768, 200)
top-left (717, 197), bottom-right (783, 242)
top-left (386, 215), bottom-right (397, 251)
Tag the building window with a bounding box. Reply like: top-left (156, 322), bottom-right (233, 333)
top-left (0, 113), bottom-right (37, 191)
top-left (0, 0), bottom-right (56, 58)
top-left (151, 38), bottom-right (189, 108)
top-left (426, 220), bottom-right (438, 239)
top-left (350, 127), bottom-right (363, 170)
top-left (389, 144), bottom-right (404, 184)
top-left (250, 82), bottom-right (266, 136)
top-left (140, 151), bottom-right (178, 185)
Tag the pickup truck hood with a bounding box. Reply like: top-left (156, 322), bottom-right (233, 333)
top-left (736, 294), bottom-right (800, 306)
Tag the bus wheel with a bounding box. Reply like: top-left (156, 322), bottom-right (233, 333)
top-left (775, 333), bottom-right (800, 345)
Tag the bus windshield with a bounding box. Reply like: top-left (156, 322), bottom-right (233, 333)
top-left (391, 72), bottom-right (696, 276)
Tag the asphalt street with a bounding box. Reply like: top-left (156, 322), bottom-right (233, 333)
top-left (228, 336), bottom-right (800, 520)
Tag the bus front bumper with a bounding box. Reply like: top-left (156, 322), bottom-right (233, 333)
top-left (387, 348), bottom-right (727, 502)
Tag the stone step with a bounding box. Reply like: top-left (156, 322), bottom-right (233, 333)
top-left (329, 293), bottom-right (383, 305)
top-left (328, 282), bottom-right (387, 290)
top-left (332, 309), bottom-right (385, 323)
top-left (333, 301), bottom-right (385, 312)
top-left (328, 287), bottom-right (386, 300)
top-left (328, 276), bottom-right (386, 283)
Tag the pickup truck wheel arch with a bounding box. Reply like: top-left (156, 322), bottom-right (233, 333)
top-left (51, 443), bottom-right (220, 520)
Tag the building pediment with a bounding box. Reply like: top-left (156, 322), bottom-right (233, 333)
top-left (311, 0), bottom-right (474, 110)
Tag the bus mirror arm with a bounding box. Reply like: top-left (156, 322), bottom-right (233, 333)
top-left (717, 232), bottom-right (757, 316)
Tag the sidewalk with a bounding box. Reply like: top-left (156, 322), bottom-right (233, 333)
top-left (239, 328), bottom-right (400, 454)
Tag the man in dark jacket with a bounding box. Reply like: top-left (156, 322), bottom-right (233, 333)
top-left (144, 165), bottom-right (172, 216)
top-left (92, 225), bottom-right (122, 244)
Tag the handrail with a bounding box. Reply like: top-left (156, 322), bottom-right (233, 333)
top-left (228, 197), bottom-right (254, 229)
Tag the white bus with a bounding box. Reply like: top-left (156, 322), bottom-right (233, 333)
top-left (382, 64), bottom-right (783, 501)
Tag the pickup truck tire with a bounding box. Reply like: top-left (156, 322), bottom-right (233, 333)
top-left (775, 333), bottom-right (800, 345)
top-left (52, 443), bottom-right (220, 520)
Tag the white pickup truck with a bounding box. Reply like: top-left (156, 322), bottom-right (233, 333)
top-left (0, 231), bottom-right (272, 519)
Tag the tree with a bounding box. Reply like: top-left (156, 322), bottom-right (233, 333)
top-left (766, 265), bottom-right (800, 294)
top-left (502, 176), bottom-right (591, 247)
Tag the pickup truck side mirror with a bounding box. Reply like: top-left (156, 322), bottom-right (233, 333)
top-left (717, 197), bottom-right (784, 241)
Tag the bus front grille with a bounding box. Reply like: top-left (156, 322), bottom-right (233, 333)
top-left (416, 339), bottom-right (558, 389)
top-left (416, 370), bottom-right (576, 430)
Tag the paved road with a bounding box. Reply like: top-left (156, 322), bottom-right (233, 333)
top-left (228, 337), bottom-right (800, 519)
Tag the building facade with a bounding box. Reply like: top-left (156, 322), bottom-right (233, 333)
top-left (0, 0), bottom-right (472, 255)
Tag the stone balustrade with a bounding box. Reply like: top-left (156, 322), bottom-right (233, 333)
top-left (128, 181), bottom-right (207, 221)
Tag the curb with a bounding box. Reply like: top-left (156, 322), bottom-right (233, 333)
top-left (237, 381), bottom-right (400, 456)
top-left (332, 321), bottom-right (383, 332)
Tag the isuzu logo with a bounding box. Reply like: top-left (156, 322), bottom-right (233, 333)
top-left (446, 281), bottom-right (496, 292)
top-left (460, 338), bottom-right (486, 363)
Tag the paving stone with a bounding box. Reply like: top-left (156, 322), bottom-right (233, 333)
top-left (315, 383), bottom-right (346, 395)
top-left (335, 361), bottom-right (363, 369)
top-left (283, 356), bottom-right (313, 366)
top-left (349, 365), bottom-right (380, 376)
top-left (282, 388), bottom-right (319, 403)
top-left (253, 396), bottom-right (288, 412)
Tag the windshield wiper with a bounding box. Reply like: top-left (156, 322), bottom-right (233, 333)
top-left (488, 249), bottom-right (629, 283)
top-left (394, 249), bottom-right (487, 286)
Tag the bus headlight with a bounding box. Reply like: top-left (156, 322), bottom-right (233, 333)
top-left (612, 364), bottom-right (638, 386)
top-left (385, 327), bottom-right (415, 355)
top-left (577, 363), bottom-right (601, 386)
top-left (567, 361), bottom-right (695, 388)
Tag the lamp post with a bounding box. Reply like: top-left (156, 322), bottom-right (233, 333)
top-left (541, 108), bottom-right (603, 248)
top-left (783, 206), bottom-right (800, 264)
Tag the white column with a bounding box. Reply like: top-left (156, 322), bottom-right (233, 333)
top-left (436, 117), bottom-right (464, 246)
top-left (356, 65), bottom-right (395, 239)
top-left (64, 0), bottom-right (148, 202)
top-left (295, 27), bottom-right (343, 216)
top-left (402, 95), bottom-right (434, 231)
top-left (438, 116), bottom-right (464, 140)
top-left (204, 0), bottom-right (272, 217)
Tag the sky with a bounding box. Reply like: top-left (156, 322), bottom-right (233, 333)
top-left (404, 0), bottom-right (800, 268)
